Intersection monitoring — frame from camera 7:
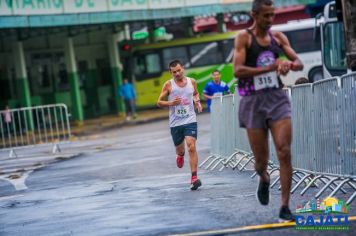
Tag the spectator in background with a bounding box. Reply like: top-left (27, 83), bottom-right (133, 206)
top-left (295, 77), bottom-right (309, 85)
top-left (203, 70), bottom-right (230, 112)
top-left (119, 79), bottom-right (137, 120)
top-left (2, 105), bottom-right (12, 134)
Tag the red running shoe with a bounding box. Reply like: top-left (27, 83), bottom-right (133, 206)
top-left (176, 155), bottom-right (184, 168)
top-left (190, 176), bottom-right (202, 190)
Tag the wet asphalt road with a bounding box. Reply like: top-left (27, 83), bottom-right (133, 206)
top-left (0, 113), bottom-right (354, 236)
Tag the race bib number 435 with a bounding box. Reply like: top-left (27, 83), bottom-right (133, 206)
top-left (253, 72), bottom-right (279, 91)
top-left (175, 105), bottom-right (189, 118)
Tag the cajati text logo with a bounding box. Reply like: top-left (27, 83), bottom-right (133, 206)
top-left (295, 197), bottom-right (350, 231)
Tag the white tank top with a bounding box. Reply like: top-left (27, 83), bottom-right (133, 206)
top-left (168, 77), bottom-right (197, 127)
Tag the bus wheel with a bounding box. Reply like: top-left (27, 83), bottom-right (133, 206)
top-left (309, 67), bottom-right (323, 83)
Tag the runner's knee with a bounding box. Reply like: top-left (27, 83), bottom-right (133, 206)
top-left (276, 144), bottom-right (291, 160)
top-left (175, 144), bottom-right (185, 156)
top-left (177, 151), bottom-right (185, 156)
top-left (186, 141), bottom-right (196, 153)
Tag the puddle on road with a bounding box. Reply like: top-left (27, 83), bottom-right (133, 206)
top-left (2, 199), bottom-right (46, 209)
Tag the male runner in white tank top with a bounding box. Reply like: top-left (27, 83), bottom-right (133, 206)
top-left (157, 59), bottom-right (203, 190)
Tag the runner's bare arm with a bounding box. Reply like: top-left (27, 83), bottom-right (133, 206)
top-left (191, 79), bottom-right (202, 113)
top-left (157, 81), bottom-right (178, 108)
top-left (233, 31), bottom-right (278, 79)
top-left (275, 32), bottom-right (304, 71)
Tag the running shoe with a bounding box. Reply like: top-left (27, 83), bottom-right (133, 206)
top-left (256, 179), bottom-right (270, 205)
top-left (176, 155), bottom-right (184, 168)
top-left (190, 176), bottom-right (202, 191)
top-left (279, 206), bottom-right (295, 222)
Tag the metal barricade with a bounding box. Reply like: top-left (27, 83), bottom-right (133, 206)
top-left (234, 92), bottom-right (252, 153)
top-left (340, 72), bottom-right (356, 176)
top-left (231, 91), bottom-right (255, 172)
top-left (291, 84), bottom-right (315, 171)
top-left (211, 95), bottom-right (237, 171)
top-left (203, 79), bottom-right (356, 204)
top-left (202, 95), bottom-right (240, 171)
top-left (199, 97), bottom-right (222, 168)
top-left (221, 95), bottom-right (236, 157)
top-left (313, 78), bottom-right (342, 175)
top-left (210, 96), bottom-right (222, 157)
top-left (0, 104), bottom-right (71, 157)
top-left (338, 73), bottom-right (356, 204)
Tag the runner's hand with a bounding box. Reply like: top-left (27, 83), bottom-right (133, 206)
top-left (276, 60), bottom-right (291, 76)
top-left (195, 102), bottom-right (202, 113)
top-left (170, 96), bottom-right (181, 106)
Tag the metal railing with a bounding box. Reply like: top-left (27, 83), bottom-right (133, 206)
top-left (201, 72), bottom-right (356, 204)
top-left (0, 104), bottom-right (71, 157)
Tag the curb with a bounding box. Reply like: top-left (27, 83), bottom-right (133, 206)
top-left (71, 115), bottom-right (169, 137)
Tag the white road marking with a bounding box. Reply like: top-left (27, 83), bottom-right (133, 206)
top-left (0, 170), bottom-right (33, 190)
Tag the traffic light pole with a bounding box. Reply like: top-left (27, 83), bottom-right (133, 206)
top-left (107, 33), bottom-right (125, 116)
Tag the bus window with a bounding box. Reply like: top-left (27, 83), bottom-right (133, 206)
top-left (221, 39), bottom-right (234, 63)
top-left (189, 42), bottom-right (223, 67)
top-left (323, 22), bottom-right (347, 73)
top-left (271, 19), bottom-right (324, 83)
top-left (134, 52), bottom-right (161, 80)
top-left (162, 46), bottom-right (189, 68)
top-left (286, 28), bottom-right (321, 53)
top-left (146, 54), bottom-right (161, 73)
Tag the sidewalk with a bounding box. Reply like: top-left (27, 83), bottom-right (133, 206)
top-left (70, 108), bottom-right (170, 137)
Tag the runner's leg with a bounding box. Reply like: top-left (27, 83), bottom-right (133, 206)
top-left (185, 136), bottom-right (201, 190)
top-left (175, 142), bottom-right (185, 157)
top-left (270, 118), bottom-right (292, 207)
top-left (185, 136), bottom-right (198, 173)
top-left (247, 128), bottom-right (270, 205)
top-left (246, 128), bottom-right (269, 182)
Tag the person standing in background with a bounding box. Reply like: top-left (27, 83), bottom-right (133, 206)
top-left (203, 70), bottom-right (230, 112)
top-left (2, 105), bottom-right (12, 134)
top-left (294, 77), bottom-right (309, 85)
top-left (119, 79), bottom-right (137, 120)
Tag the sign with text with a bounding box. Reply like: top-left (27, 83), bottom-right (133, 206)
top-left (0, 0), bottom-right (262, 16)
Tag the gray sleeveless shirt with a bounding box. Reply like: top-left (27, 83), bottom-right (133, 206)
top-left (168, 77), bottom-right (197, 127)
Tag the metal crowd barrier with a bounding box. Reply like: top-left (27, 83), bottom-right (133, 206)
top-left (199, 96), bottom-right (223, 169)
top-left (201, 73), bottom-right (356, 204)
top-left (0, 104), bottom-right (71, 157)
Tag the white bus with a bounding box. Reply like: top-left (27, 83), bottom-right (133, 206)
top-left (320, 1), bottom-right (348, 78)
top-left (272, 18), bottom-right (323, 84)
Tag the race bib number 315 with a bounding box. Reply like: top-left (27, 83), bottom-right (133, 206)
top-left (253, 72), bottom-right (279, 91)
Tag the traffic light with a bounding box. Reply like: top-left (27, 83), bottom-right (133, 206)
top-left (118, 40), bottom-right (132, 57)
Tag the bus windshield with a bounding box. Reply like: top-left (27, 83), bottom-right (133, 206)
top-left (323, 21), bottom-right (347, 75)
top-left (271, 18), bottom-right (323, 83)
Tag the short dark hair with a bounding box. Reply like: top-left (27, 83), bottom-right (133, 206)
top-left (212, 70), bottom-right (220, 74)
top-left (168, 59), bottom-right (183, 69)
top-left (295, 77), bottom-right (309, 85)
top-left (350, 59), bottom-right (356, 71)
top-left (252, 0), bottom-right (274, 12)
